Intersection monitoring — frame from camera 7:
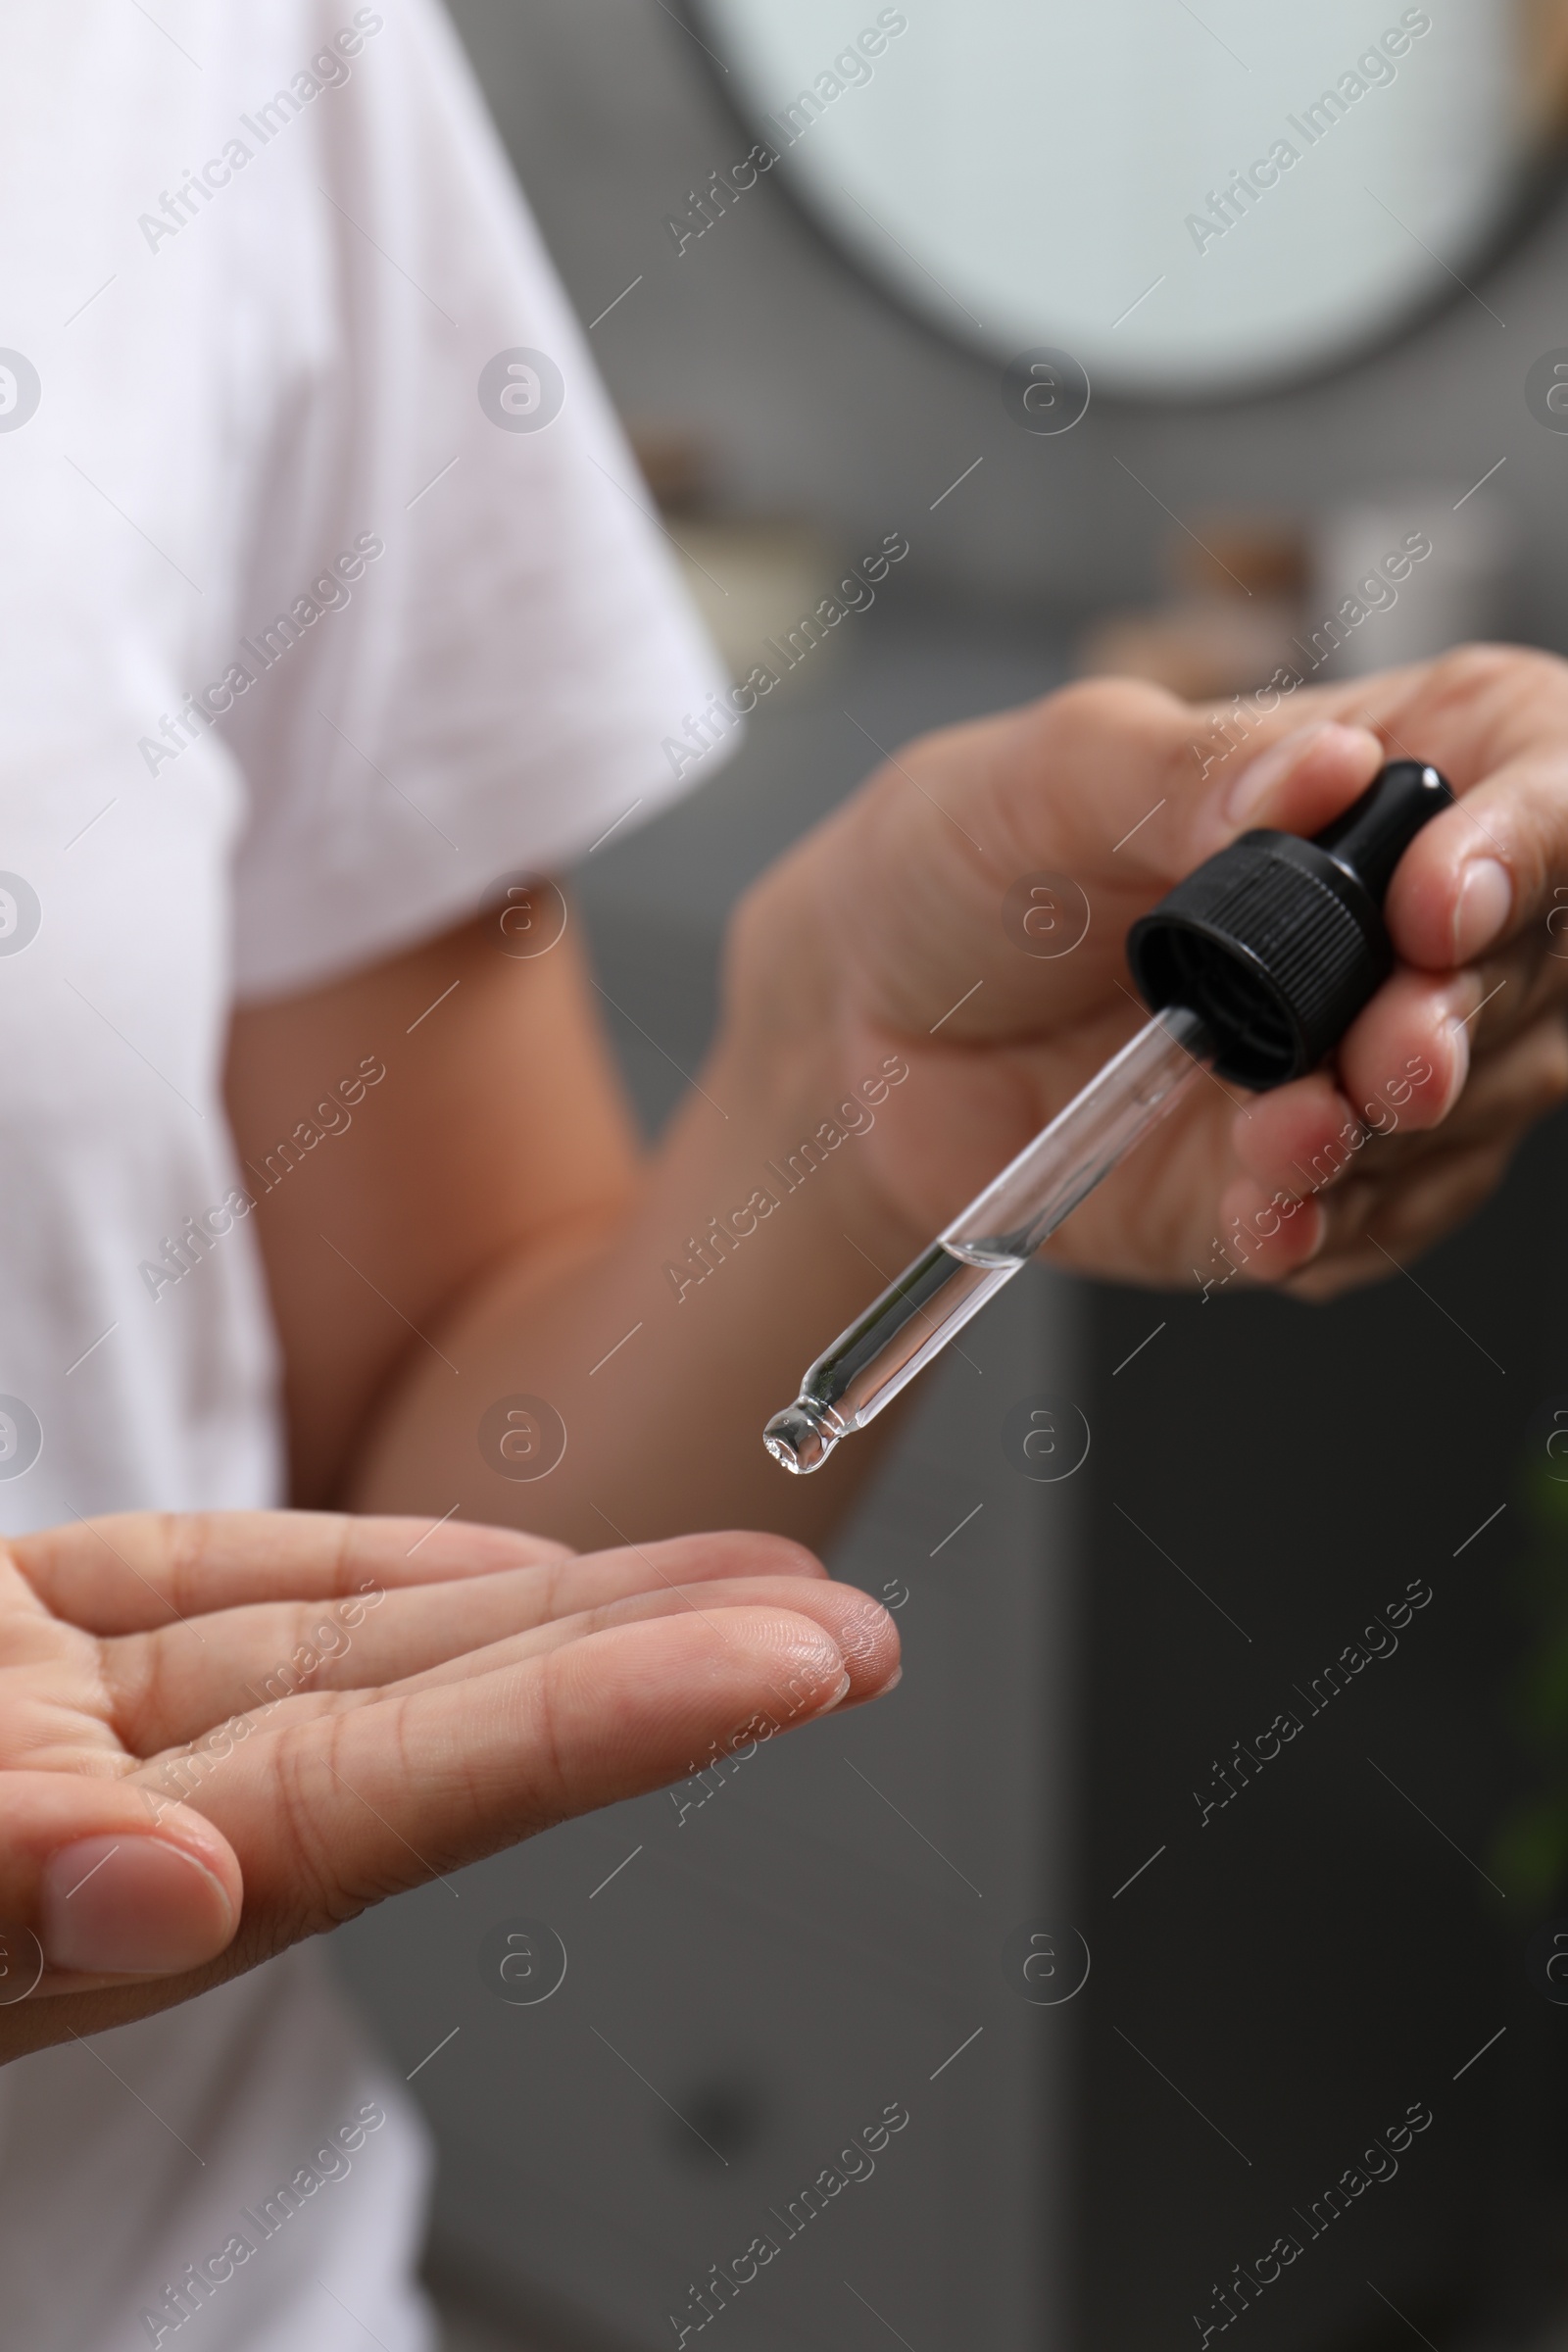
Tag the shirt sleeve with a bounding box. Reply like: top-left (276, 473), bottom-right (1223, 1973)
top-left (222, 0), bottom-right (734, 1001)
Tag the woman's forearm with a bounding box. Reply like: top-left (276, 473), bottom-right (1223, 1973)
top-left (347, 993), bottom-right (928, 1548)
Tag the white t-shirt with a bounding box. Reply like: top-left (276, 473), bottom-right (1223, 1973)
top-left (0, 4), bottom-right (723, 2344)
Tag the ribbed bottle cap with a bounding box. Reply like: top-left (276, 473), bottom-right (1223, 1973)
top-left (1127, 760), bottom-right (1453, 1089)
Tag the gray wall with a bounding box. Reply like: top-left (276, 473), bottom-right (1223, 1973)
top-left (449, 0), bottom-right (1568, 630)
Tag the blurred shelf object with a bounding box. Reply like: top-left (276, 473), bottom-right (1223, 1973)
top-left (1076, 513), bottom-right (1308, 701)
top-left (1078, 492), bottom-right (1518, 698)
top-left (1521, 0), bottom-right (1568, 135)
top-left (666, 517), bottom-right (848, 683)
top-left (1308, 491), bottom-right (1515, 676)
top-left (626, 422), bottom-right (712, 515)
top-left (628, 424), bottom-right (849, 684)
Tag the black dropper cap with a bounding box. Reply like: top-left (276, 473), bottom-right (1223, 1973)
top-left (1126, 760), bottom-right (1454, 1089)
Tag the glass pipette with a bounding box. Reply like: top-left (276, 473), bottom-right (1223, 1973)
top-left (762, 1005), bottom-right (1212, 1473)
top-left (763, 758), bottom-right (1456, 1476)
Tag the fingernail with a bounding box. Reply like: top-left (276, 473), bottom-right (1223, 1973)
top-left (1436, 996), bottom-right (1474, 1118)
top-left (1222, 724), bottom-right (1330, 825)
top-left (1452, 858), bottom-right (1511, 963)
top-left (1443, 1022), bottom-right (1471, 1118)
top-left (40, 1837), bottom-right (235, 1977)
top-left (820, 1668), bottom-right (854, 1711)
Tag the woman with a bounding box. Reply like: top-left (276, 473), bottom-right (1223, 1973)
top-left (5, 2), bottom-right (1567, 2344)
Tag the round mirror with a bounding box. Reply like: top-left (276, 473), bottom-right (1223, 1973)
top-left (691, 0), bottom-right (1568, 397)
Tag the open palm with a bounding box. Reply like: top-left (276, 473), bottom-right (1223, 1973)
top-left (0, 1510), bottom-right (895, 2058)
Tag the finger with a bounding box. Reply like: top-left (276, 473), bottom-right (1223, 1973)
top-left (1053, 716), bottom-right (1385, 1033)
top-left (1230, 972), bottom-right (1469, 1206)
top-left (0, 1776), bottom-right (239, 1994)
top-left (1224, 1015), bottom-right (1560, 1292)
top-left (1281, 1141), bottom-right (1517, 1304)
top-left (1383, 731), bottom-right (1568, 977)
top-left (1315, 950), bottom-right (1563, 1162)
top-left (360, 1572), bottom-right (899, 1707)
top-left (11, 1510), bottom-right (574, 1635)
top-left (1452, 1006), bottom-right (1568, 1133)
top-left (1312, 1151), bottom-right (1501, 1276)
top-left (141, 1576), bottom-right (898, 1773)
top-left (1234, 982), bottom-right (1568, 1221)
top-left (1300, 1026), bottom-right (1559, 1263)
top-left (1232, 1070), bottom-right (1369, 1197)
top-left (1044, 702), bottom-right (1382, 886)
top-left (1050, 714), bottom-right (1385, 1014)
top-left (1244, 1085), bottom-right (1523, 1298)
top-left (849, 687), bottom-right (1384, 1046)
top-left (109, 1535), bottom-right (836, 1752)
top-left (1215, 1171), bottom-right (1327, 1285)
top-left (1181, 716), bottom-right (1387, 866)
top-left (1368, 1009), bottom-right (1568, 1162)
top-left (1221, 1029), bottom-right (1546, 1286)
top-left (1336, 968), bottom-right (1472, 1141)
top-left (1313, 645), bottom-right (1568, 968)
top-left (139, 1609), bottom-right (856, 1934)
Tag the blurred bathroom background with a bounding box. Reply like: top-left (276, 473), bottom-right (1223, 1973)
top-left (327, 5), bottom-right (1568, 2346)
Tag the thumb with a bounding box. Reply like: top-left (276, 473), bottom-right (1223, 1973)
top-left (0, 1774), bottom-right (240, 1992)
top-left (1187, 718), bottom-right (1386, 865)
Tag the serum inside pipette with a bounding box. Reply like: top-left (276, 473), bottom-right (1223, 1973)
top-left (762, 1249), bottom-right (1021, 1474)
top-left (763, 1005), bottom-right (1212, 1474)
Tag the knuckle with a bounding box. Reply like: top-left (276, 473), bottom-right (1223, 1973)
top-left (529, 1650), bottom-right (573, 1819)
top-left (272, 1731), bottom-right (355, 1928)
top-left (162, 1511), bottom-right (210, 1620)
top-left (1432, 642), bottom-right (1557, 702)
top-left (103, 1631), bottom-right (164, 1745)
top-left (1041, 674), bottom-right (1188, 757)
top-left (1403, 645), bottom-right (1564, 762)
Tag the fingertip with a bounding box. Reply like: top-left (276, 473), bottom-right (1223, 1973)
top-left (588, 1602), bottom-right (848, 1710)
top-left (689, 1603), bottom-right (856, 1727)
top-left (1219, 1178), bottom-right (1326, 1283)
top-left (1436, 1009), bottom-right (1471, 1121)
top-left (1449, 857), bottom-right (1513, 966)
top-left (1231, 1074), bottom-right (1345, 1185)
top-left (738, 1605), bottom-right (849, 1697)
top-left (1214, 719), bottom-right (1383, 839)
top-left (1385, 797), bottom-right (1514, 972)
top-left (598, 1574), bottom-right (894, 1701)
top-left (39, 1829), bottom-right (239, 1981)
top-left (1338, 976), bottom-right (1471, 1135)
top-left (823, 1588), bottom-right (902, 1697)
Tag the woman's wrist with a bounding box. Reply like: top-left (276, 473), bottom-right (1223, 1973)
top-left (697, 912), bottom-right (931, 1278)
